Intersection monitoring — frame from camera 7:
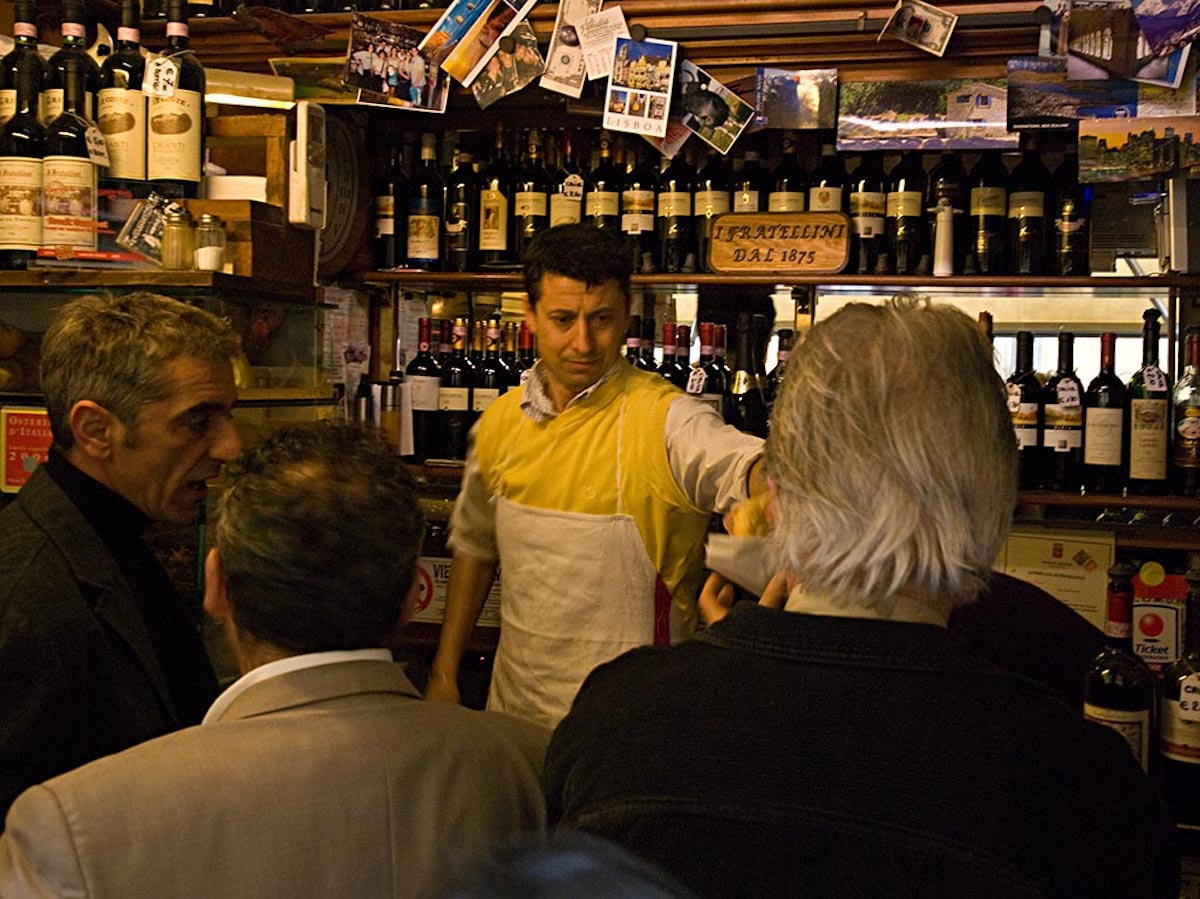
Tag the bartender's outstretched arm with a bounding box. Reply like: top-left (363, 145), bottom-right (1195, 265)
top-left (425, 555), bottom-right (496, 704)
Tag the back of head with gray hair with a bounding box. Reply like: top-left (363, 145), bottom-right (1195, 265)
top-left (40, 291), bottom-right (240, 448)
top-left (767, 297), bottom-right (1016, 617)
top-left (212, 421), bottom-right (425, 653)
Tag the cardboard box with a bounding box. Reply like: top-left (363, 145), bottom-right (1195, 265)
top-left (183, 199), bottom-right (315, 287)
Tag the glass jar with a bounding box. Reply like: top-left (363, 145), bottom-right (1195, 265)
top-left (194, 213), bottom-right (227, 272)
top-left (160, 210), bottom-right (195, 270)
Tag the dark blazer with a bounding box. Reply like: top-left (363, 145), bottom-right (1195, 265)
top-left (0, 467), bottom-right (211, 824)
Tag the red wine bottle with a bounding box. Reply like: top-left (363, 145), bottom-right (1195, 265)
top-left (1084, 562), bottom-right (1157, 773)
top-left (693, 147), bottom-right (730, 273)
top-left (512, 128), bottom-right (551, 260)
top-left (621, 141), bottom-right (659, 273)
top-left (1160, 567), bottom-right (1200, 825)
top-left (766, 327), bottom-right (794, 410)
top-left (438, 317), bottom-right (474, 460)
top-left (688, 321), bottom-right (728, 417)
top-left (0, 0), bottom-right (49, 128)
top-left (768, 130), bottom-right (806, 212)
top-left (1126, 308), bottom-right (1171, 495)
top-left (807, 142), bottom-right (844, 212)
top-left (1083, 331), bottom-right (1126, 495)
top-left (585, 129), bottom-right (621, 232)
top-left (848, 152), bottom-right (887, 275)
top-left (403, 316), bottom-right (441, 463)
top-left (44, 0), bottom-right (101, 123)
top-left (886, 150), bottom-right (927, 276)
top-left (1040, 331), bottom-right (1084, 491)
top-left (1006, 330), bottom-right (1042, 491)
top-left (478, 122), bottom-right (514, 266)
top-left (968, 149), bottom-right (1009, 275)
top-left (407, 133), bottom-right (445, 270)
top-left (373, 142), bottom-right (407, 270)
top-left (656, 149), bottom-right (694, 274)
top-left (444, 148), bottom-right (477, 272)
top-left (732, 149), bottom-right (768, 213)
top-left (1008, 141), bottom-right (1053, 276)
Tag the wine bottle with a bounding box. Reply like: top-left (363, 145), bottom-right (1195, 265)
top-left (688, 321), bottom-right (728, 417)
top-left (516, 319), bottom-right (536, 385)
top-left (474, 317), bottom-right (507, 413)
top-left (98, 0), bottom-right (147, 185)
top-left (1040, 331), bottom-right (1084, 491)
top-left (1126, 308), bottom-right (1171, 495)
top-left (733, 149), bottom-right (768, 213)
top-left (43, 55), bottom-right (97, 251)
top-left (968, 149), bottom-right (1008, 275)
top-left (714, 323), bottom-right (732, 386)
top-left (444, 148), bottom-right (477, 272)
top-left (658, 321), bottom-right (683, 384)
top-left (766, 327), bottom-right (794, 410)
top-left (768, 130), bottom-right (806, 212)
top-left (1006, 330), bottom-right (1042, 491)
top-left (886, 150), bottom-right (927, 276)
top-left (407, 132), bottom-right (444, 270)
top-left (1008, 141), bottom-right (1053, 276)
top-left (147, 0), bottom-right (205, 199)
top-left (513, 128), bottom-right (550, 260)
top-left (848, 152), bottom-right (887, 275)
top-left (549, 128), bottom-right (585, 226)
top-left (373, 142), bottom-right (406, 270)
top-left (926, 151), bottom-right (968, 275)
top-left (0, 0), bottom-right (49, 130)
top-left (694, 147), bottom-right (730, 272)
top-left (673, 324), bottom-right (693, 387)
top-left (0, 52), bottom-right (45, 270)
top-left (438, 317), bottom-right (474, 460)
top-left (478, 122), bottom-right (513, 266)
top-left (620, 142), bottom-right (659, 273)
top-left (1053, 144), bottom-right (1090, 277)
top-left (469, 318), bottom-right (485, 367)
top-left (656, 149), bottom-right (693, 274)
top-left (727, 313), bottom-right (769, 438)
top-left (1083, 331), bottom-right (1126, 495)
top-left (640, 304), bottom-right (657, 370)
top-left (1085, 562), bottom-right (1158, 773)
top-left (436, 317), bottom-right (452, 366)
top-left (1160, 567), bottom-right (1200, 826)
top-left (807, 143), bottom-right (845, 212)
top-left (403, 316), bottom-right (441, 463)
top-left (1172, 329), bottom-right (1200, 496)
top-left (585, 129), bottom-right (621, 231)
top-left (44, 0), bottom-right (101, 124)
top-left (500, 321), bottom-right (520, 387)
top-left (625, 313), bottom-right (643, 366)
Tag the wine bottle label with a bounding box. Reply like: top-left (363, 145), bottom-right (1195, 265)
top-left (147, 89), bottom-right (202, 182)
top-left (621, 212), bottom-right (653, 235)
top-left (96, 88), bottom-right (146, 180)
top-left (686, 367), bottom-right (707, 394)
top-left (0, 91), bottom-right (15, 129)
top-left (657, 190), bottom-right (691, 217)
top-left (408, 375), bottom-right (439, 411)
top-left (472, 386), bottom-right (500, 412)
top-left (42, 156), bottom-right (97, 249)
top-left (514, 190), bottom-right (547, 217)
top-left (407, 211), bottom-right (439, 262)
top-left (0, 157), bottom-right (43, 250)
top-left (1010, 401), bottom-right (1038, 449)
top-left (374, 195), bottom-right (395, 236)
top-left (1042, 404), bottom-right (1082, 451)
top-left (1161, 683), bottom-right (1200, 763)
top-left (438, 386), bottom-right (469, 411)
top-left (695, 190), bottom-right (730, 216)
top-left (1128, 398), bottom-right (1168, 480)
top-left (886, 190), bottom-right (922, 218)
top-left (1143, 365), bottom-right (1168, 392)
top-left (41, 90), bottom-right (65, 125)
top-left (1083, 703), bottom-right (1150, 772)
top-left (970, 187), bottom-right (1006, 217)
top-left (479, 190), bottom-right (509, 251)
top-left (1174, 407), bottom-right (1200, 468)
top-left (808, 186), bottom-right (842, 212)
top-left (1083, 407), bottom-right (1123, 466)
top-left (768, 191), bottom-right (805, 212)
top-left (549, 194), bottom-right (581, 225)
top-left (1008, 190), bottom-right (1045, 218)
top-left (586, 189), bottom-right (619, 217)
top-left (851, 189), bottom-right (885, 237)
top-left (734, 189), bottom-right (759, 212)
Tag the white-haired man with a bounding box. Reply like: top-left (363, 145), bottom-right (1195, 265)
top-left (546, 298), bottom-right (1179, 898)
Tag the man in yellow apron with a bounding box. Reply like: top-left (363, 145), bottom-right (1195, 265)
top-left (425, 224), bottom-right (764, 729)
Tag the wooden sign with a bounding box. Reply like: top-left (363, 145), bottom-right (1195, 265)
top-left (2, 407), bottom-right (52, 494)
top-left (707, 212), bottom-right (850, 274)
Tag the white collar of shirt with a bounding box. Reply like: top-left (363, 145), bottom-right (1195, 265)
top-left (520, 359), bottom-right (625, 423)
top-left (202, 648), bottom-right (393, 725)
top-left (784, 586), bottom-right (949, 627)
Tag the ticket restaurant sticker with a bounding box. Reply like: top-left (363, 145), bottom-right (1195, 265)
top-left (2, 407), bottom-right (52, 493)
top-left (602, 36), bottom-right (676, 140)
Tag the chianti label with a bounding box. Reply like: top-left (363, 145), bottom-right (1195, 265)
top-left (549, 193), bottom-right (581, 225)
top-left (808, 186), bottom-right (842, 212)
top-left (1084, 703), bottom-right (1150, 772)
top-left (407, 202), bottom-right (440, 263)
top-left (768, 190), bottom-right (805, 212)
top-left (42, 156), bottom-right (97, 249)
top-left (0, 158), bottom-right (43, 250)
top-left (586, 189), bottom-right (618, 217)
top-left (514, 190), bottom-right (547, 217)
top-left (0, 92), bottom-right (15, 129)
top-left (695, 189), bottom-right (731, 217)
top-left (147, 89), bottom-right (202, 182)
top-left (621, 189), bottom-right (653, 234)
top-left (96, 88), bottom-right (146, 180)
top-left (658, 190), bottom-right (690, 217)
top-left (734, 189), bottom-right (759, 212)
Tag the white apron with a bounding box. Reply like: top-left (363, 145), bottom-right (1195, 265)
top-left (487, 395), bottom-right (665, 729)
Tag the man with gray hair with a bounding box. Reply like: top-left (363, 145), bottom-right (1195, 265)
top-left (0, 292), bottom-right (242, 825)
top-left (546, 298), bottom-right (1179, 898)
top-left (0, 422), bottom-right (548, 898)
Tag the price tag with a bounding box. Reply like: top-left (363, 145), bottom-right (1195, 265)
top-left (1006, 382), bottom-right (1021, 413)
top-left (145, 54), bottom-right (180, 98)
top-left (687, 367), bottom-right (707, 394)
top-left (1179, 674), bottom-right (1200, 723)
top-left (1144, 366), bottom-right (1168, 392)
top-left (1056, 381), bottom-right (1081, 406)
top-left (85, 125), bottom-right (110, 166)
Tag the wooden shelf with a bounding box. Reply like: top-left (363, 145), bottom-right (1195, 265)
top-left (0, 271), bottom-right (319, 303)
